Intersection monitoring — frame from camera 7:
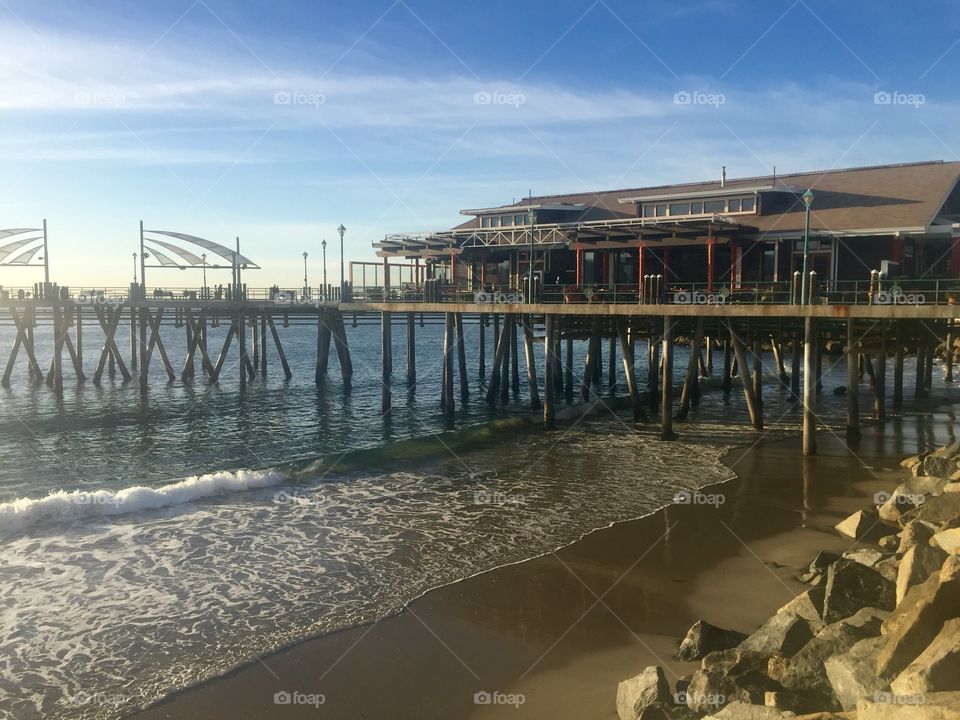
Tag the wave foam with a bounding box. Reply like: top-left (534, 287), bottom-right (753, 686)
top-left (0, 468), bottom-right (287, 537)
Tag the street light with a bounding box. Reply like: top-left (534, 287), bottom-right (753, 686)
top-left (201, 253), bottom-right (207, 299)
top-left (800, 189), bottom-right (815, 304)
top-left (527, 208), bottom-right (537, 303)
top-left (321, 239), bottom-right (328, 300)
top-left (303, 251), bottom-right (309, 298)
top-left (337, 223), bottom-right (346, 293)
top-left (132, 252), bottom-right (138, 284)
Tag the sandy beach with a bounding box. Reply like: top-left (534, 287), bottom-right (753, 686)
top-left (129, 411), bottom-right (949, 720)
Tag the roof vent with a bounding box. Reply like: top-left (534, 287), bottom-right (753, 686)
top-left (721, 166), bottom-right (726, 188)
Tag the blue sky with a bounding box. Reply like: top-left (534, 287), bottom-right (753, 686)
top-left (2, 0), bottom-right (960, 287)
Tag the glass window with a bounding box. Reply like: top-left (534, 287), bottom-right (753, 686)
top-left (669, 202), bottom-right (690, 216)
top-left (729, 198), bottom-right (742, 212)
top-left (742, 197), bottom-right (755, 212)
top-left (490, 216), bottom-right (499, 227)
top-left (704, 199), bottom-right (726, 213)
top-left (515, 214), bottom-right (525, 225)
top-left (502, 215), bottom-right (513, 226)
top-left (643, 205), bottom-right (655, 217)
top-left (691, 201), bottom-right (703, 214)
top-left (481, 216), bottom-right (490, 228)
top-left (655, 204), bottom-right (667, 217)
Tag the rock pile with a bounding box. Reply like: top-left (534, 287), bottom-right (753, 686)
top-left (616, 442), bottom-right (960, 720)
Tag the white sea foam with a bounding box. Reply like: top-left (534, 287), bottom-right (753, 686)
top-left (0, 468), bottom-right (287, 536)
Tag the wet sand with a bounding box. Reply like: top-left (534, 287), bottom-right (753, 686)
top-left (130, 412), bottom-right (951, 720)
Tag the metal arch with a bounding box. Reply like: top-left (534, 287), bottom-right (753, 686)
top-left (144, 237), bottom-right (204, 266)
top-left (0, 236), bottom-right (42, 263)
top-left (144, 245), bottom-right (179, 267)
top-left (145, 230), bottom-right (259, 267)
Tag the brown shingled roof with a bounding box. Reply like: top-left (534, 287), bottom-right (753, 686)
top-left (452, 160), bottom-right (960, 235)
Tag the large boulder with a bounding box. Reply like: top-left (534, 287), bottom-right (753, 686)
top-left (823, 560), bottom-right (896, 624)
top-left (931, 528), bottom-right (960, 555)
top-left (618, 666), bottom-right (672, 720)
top-left (857, 690), bottom-right (960, 719)
top-left (740, 611), bottom-right (814, 658)
top-left (876, 556), bottom-right (960, 679)
top-left (701, 701), bottom-right (789, 720)
top-left (823, 636), bottom-right (887, 711)
top-left (879, 534), bottom-right (901, 553)
top-left (843, 548), bottom-right (885, 568)
top-left (898, 520), bottom-right (938, 555)
top-left (687, 650), bottom-right (778, 714)
top-left (768, 607), bottom-right (886, 709)
top-left (676, 620), bottom-right (748, 662)
top-left (836, 509), bottom-right (878, 539)
top-left (776, 587), bottom-right (826, 634)
top-left (896, 544), bottom-right (947, 604)
top-left (921, 442), bottom-right (960, 477)
top-left (899, 492), bottom-right (960, 528)
top-left (879, 477), bottom-right (947, 524)
top-left (889, 618), bottom-right (960, 695)
top-left (799, 551), bottom-right (840, 584)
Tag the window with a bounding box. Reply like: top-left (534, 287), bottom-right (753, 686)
top-left (728, 198), bottom-right (741, 212)
top-left (514, 214), bottom-right (525, 225)
top-left (481, 217), bottom-right (490, 228)
top-left (691, 201), bottom-right (703, 214)
top-left (704, 199), bottom-right (726, 213)
top-left (490, 216), bottom-right (500, 227)
top-left (669, 202), bottom-right (690, 216)
top-left (655, 204), bottom-right (667, 217)
top-left (502, 215), bottom-right (513, 226)
top-left (643, 205), bottom-right (655, 217)
top-left (742, 197), bottom-right (755, 212)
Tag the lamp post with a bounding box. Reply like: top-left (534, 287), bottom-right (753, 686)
top-left (321, 239), bottom-right (328, 300)
top-left (132, 252), bottom-right (138, 284)
top-left (337, 224), bottom-right (346, 293)
top-left (201, 253), bottom-right (207, 299)
top-left (303, 251), bottom-right (309, 298)
top-left (800, 189), bottom-right (815, 304)
top-left (527, 208), bottom-right (537, 303)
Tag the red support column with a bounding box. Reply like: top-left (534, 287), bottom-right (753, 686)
top-left (950, 237), bottom-right (960, 276)
top-left (576, 247), bottom-right (583, 286)
top-left (729, 242), bottom-right (739, 291)
top-left (707, 236), bottom-right (716, 292)
top-left (637, 244), bottom-right (645, 284)
top-left (450, 252), bottom-right (456, 284)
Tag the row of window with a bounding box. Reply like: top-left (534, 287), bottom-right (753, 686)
top-left (641, 195), bottom-right (756, 219)
top-left (480, 213), bottom-right (533, 228)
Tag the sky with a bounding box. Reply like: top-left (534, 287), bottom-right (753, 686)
top-left (1, 0), bottom-right (960, 288)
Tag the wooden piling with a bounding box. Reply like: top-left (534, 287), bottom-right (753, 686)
top-left (331, 311), bottom-right (353, 387)
top-left (267, 314), bottom-right (292, 380)
top-left (924, 338), bottom-right (934, 390)
top-left (607, 336), bottom-right (616, 391)
top-left (660, 316), bottom-right (677, 441)
top-left (522, 315), bottom-right (540, 410)
top-left (478, 313), bottom-right (486, 378)
top-left (915, 340), bottom-right (926, 398)
top-left (729, 323), bottom-right (762, 431)
top-left (617, 318), bottom-right (642, 420)
top-left (874, 322), bottom-right (886, 421)
top-left (485, 313), bottom-right (511, 403)
top-left (946, 323), bottom-right (954, 383)
top-left (752, 339), bottom-right (763, 410)
top-left (893, 324), bottom-right (904, 411)
top-left (455, 313), bottom-right (468, 399)
top-left (790, 331), bottom-right (801, 399)
top-left (382, 311), bottom-right (392, 415)
top-left (722, 337), bottom-right (733, 393)
top-left (648, 333), bottom-right (660, 409)
top-left (543, 314), bottom-right (556, 429)
top-left (129, 306), bottom-right (138, 370)
top-left (510, 317), bottom-right (520, 394)
top-left (846, 319), bottom-right (860, 439)
top-left (406, 311), bottom-right (416, 385)
top-left (564, 337), bottom-right (573, 403)
top-left (678, 317), bottom-right (704, 419)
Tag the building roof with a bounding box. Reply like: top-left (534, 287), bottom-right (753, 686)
top-left (451, 160), bottom-right (960, 236)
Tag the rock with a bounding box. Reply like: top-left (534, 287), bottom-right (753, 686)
top-left (898, 520), bottom-right (938, 555)
top-left (823, 636), bottom-right (887, 711)
top-left (843, 548), bottom-right (885, 568)
top-left (823, 560), bottom-right (896, 624)
top-left (889, 618), bottom-right (960, 695)
top-left (879, 476), bottom-right (948, 524)
top-left (896, 544), bottom-right (947, 604)
top-left (876, 559), bottom-right (960, 679)
top-left (776, 587), bottom-right (826, 634)
top-left (901, 453), bottom-right (925, 471)
top-left (701, 701), bottom-right (790, 720)
top-left (809, 551), bottom-right (840, 572)
top-left (874, 557), bottom-right (901, 584)
top-left (630, 700), bottom-right (698, 720)
top-left (676, 620), bottom-right (748, 661)
top-left (836, 509), bottom-right (878, 539)
top-left (899, 492), bottom-right (960, 527)
top-left (768, 607), bottom-right (886, 709)
top-left (921, 442), bottom-right (960, 477)
top-left (879, 534), bottom-right (901, 552)
top-left (687, 651), bottom-right (779, 713)
top-left (764, 688), bottom-right (822, 714)
top-left (618, 666), bottom-right (671, 720)
top-left (944, 482), bottom-right (960, 493)
top-left (857, 690), bottom-right (960, 719)
top-left (931, 528), bottom-right (960, 555)
top-left (790, 714), bottom-right (855, 720)
top-left (740, 612), bottom-right (814, 658)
